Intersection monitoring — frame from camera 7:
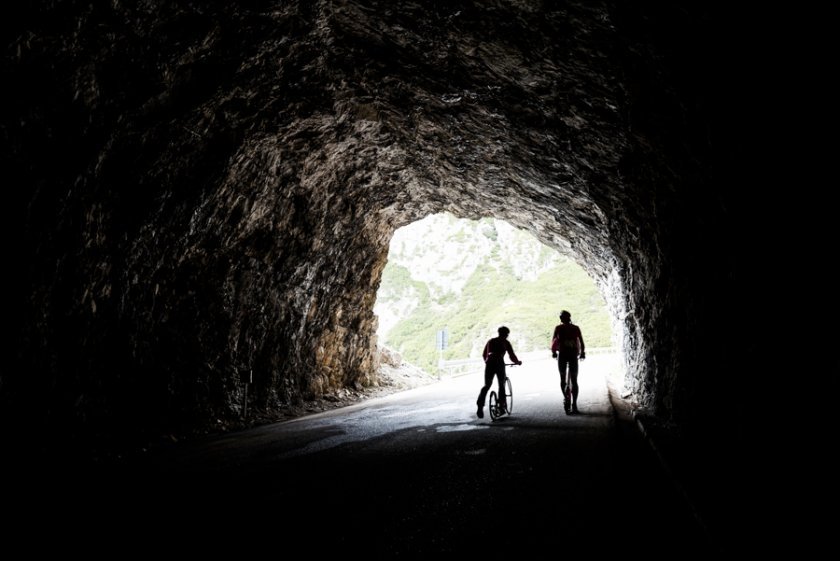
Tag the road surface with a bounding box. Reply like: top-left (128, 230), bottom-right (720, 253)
top-left (11, 354), bottom-right (717, 557)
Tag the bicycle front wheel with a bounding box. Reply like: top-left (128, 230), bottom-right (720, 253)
top-left (504, 377), bottom-right (513, 414)
top-left (489, 391), bottom-right (499, 420)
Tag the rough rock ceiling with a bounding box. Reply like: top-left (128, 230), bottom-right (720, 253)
top-left (4, 1), bottom-right (779, 449)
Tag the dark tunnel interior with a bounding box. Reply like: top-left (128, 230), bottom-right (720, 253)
top-left (2, 0), bottom-right (833, 552)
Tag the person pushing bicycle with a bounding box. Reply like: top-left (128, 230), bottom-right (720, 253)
top-left (476, 326), bottom-right (522, 418)
top-left (552, 310), bottom-right (586, 414)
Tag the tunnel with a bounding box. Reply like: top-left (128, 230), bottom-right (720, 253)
top-left (2, 0), bottom-right (831, 553)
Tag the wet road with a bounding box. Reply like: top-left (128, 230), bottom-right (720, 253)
top-left (14, 355), bottom-right (717, 557)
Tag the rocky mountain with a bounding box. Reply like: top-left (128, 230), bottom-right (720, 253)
top-left (374, 213), bottom-right (612, 372)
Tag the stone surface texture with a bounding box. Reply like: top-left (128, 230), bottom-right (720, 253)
top-left (3, 1), bottom-right (817, 453)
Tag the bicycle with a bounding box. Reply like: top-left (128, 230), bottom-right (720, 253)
top-left (559, 370), bottom-right (579, 415)
top-left (560, 351), bottom-right (584, 415)
top-left (489, 364), bottom-right (516, 420)
top-left (563, 383), bottom-right (573, 415)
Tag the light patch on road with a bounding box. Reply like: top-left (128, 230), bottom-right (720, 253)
top-left (436, 423), bottom-right (487, 433)
top-left (377, 402), bottom-right (461, 418)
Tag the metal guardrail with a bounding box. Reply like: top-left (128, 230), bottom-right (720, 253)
top-left (437, 347), bottom-right (617, 377)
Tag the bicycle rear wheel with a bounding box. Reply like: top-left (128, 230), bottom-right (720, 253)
top-left (563, 384), bottom-right (572, 414)
top-left (489, 391), bottom-right (499, 420)
top-left (504, 377), bottom-right (513, 414)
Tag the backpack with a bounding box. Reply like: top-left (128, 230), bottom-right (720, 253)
top-left (552, 325), bottom-right (579, 357)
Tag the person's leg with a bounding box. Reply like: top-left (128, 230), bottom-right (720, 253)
top-left (559, 357), bottom-right (570, 412)
top-left (476, 363), bottom-right (494, 417)
top-left (569, 358), bottom-right (579, 412)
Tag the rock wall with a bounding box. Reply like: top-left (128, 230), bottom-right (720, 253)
top-left (3, 0), bottom-right (813, 451)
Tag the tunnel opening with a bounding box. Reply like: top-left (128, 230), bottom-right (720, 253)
top-left (373, 211), bottom-right (626, 393)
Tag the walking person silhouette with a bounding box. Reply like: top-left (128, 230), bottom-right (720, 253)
top-left (551, 310), bottom-right (586, 414)
top-left (476, 326), bottom-right (522, 418)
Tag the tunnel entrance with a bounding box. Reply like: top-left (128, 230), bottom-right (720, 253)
top-left (374, 212), bottom-right (624, 390)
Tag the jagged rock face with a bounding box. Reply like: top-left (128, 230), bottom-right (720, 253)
top-left (4, 1), bottom-right (753, 446)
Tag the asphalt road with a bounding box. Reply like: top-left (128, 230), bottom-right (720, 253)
top-left (10, 355), bottom-right (718, 558)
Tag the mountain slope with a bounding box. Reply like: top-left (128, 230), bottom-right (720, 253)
top-left (374, 213), bottom-right (612, 373)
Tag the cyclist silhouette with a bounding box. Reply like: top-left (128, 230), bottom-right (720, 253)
top-left (552, 310), bottom-right (586, 414)
top-left (476, 326), bottom-right (522, 418)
